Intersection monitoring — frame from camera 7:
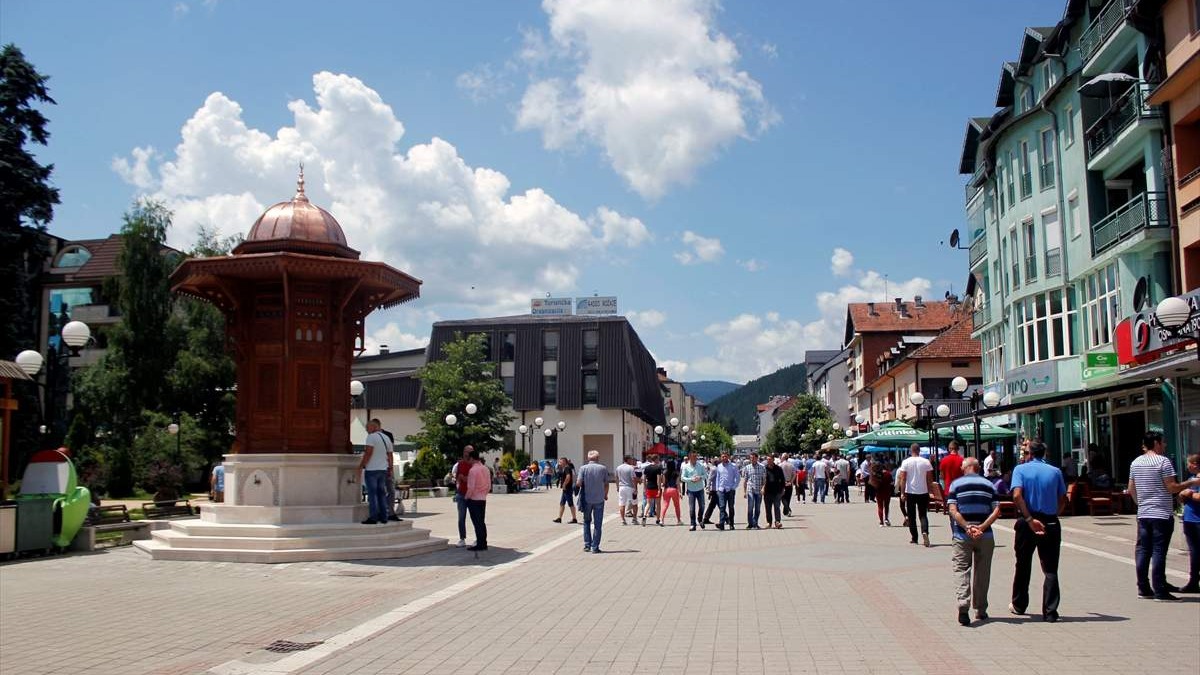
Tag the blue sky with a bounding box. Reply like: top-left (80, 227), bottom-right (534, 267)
top-left (2, 0), bottom-right (1063, 383)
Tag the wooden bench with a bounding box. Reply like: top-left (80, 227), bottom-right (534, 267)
top-left (929, 484), bottom-right (946, 513)
top-left (1087, 490), bottom-right (1115, 516)
top-left (141, 500), bottom-right (195, 519)
top-left (395, 479), bottom-right (434, 501)
top-left (997, 498), bottom-right (1018, 519)
top-left (71, 505), bottom-right (152, 551)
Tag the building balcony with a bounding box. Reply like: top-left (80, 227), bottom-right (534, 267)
top-left (1045, 247), bottom-right (1062, 277)
top-left (921, 398), bottom-right (975, 420)
top-left (1024, 255), bottom-right (1038, 282)
top-left (1039, 162), bottom-right (1056, 190)
top-left (973, 304), bottom-right (991, 330)
top-left (1078, 0), bottom-right (1135, 75)
top-left (1019, 171), bottom-right (1033, 200)
top-left (969, 236), bottom-right (987, 267)
top-left (1181, 165), bottom-right (1200, 189)
top-left (1085, 83), bottom-right (1162, 170)
top-left (1091, 191), bottom-right (1169, 256)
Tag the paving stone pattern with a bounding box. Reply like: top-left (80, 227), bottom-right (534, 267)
top-left (1, 488), bottom-right (1197, 674)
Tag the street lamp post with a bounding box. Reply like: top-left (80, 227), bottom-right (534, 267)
top-left (949, 376), bottom-right (1002, 459)
top-left (542, 420), bottom-right (567, 460)
top-left (14, 319), bottom-right (92, 447)
top-left (518, 416), bottom-right (545, 460)
top-left (167, 415), bottom-right (181, 463)
top-left (910, 391), bottom-right (951, 482)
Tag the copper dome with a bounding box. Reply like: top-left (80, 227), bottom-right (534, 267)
top-left (234, 169), bottom-right (360, 259)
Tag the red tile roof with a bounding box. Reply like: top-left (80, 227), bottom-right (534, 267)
top-left (73, 235), bottom-right (126, 281)
top-left (909, 319), bottom-right (980, 360)
top-left (846, 300), bottom-right (959, 334)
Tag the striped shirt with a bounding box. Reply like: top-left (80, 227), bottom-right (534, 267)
top-left (946, 474), bottom-right (999, 540)
top-left (742, 462), bottom-right (766, 492)
top-left (1129, 452), bottom-right (1176, 520)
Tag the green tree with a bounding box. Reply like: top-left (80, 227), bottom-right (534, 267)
top-left (407, 447), bottom-right (449, 483)
top-left (762, 394), bottom-right (834, 456)
top-left (412, 333), bottom-right (514, 460)
top-left (0, 45), bottom-right (59, 476)
top-left (692, 421), bottom-right (734, 458)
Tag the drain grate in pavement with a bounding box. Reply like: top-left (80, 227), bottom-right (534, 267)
top-left (329, 570), bottom-right (382, 577)
top-left (264, 640), bottom-right (324, 653)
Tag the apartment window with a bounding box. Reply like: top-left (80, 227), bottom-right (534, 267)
top-left (1021, 86), bottom-right (1034, 113)
top-left (582, 329), bottom-right (599, 363)
top-left (1015, 289), bottom-right (1078, 364)
top-left (1022, 219), bottom-right (1038, 282)
top-left (582, 373), bottom-right (598, 404)
top-left (1019, 141), bottom-right (1032, 199)
top-left (1069, 195), bottom-right (1081, 238)
top-left (994, 260), bottom-right (1005, 299)
top-left (1039, 129), bottom-right (1055, 190)
top-left (1063, 106), bottom-right (1076, 147)
top-left (997, 165), bottom-right (1007, 213)
top-left (1006, 152), bottom-right (1017, 205)
top-left (982, 327), bottom-right (1005, 385)
top-left (1195, 0), bottom-right (1200, 31)
top-left (502, 376), bottom-right (515, 398)
top-left (542, 330), bottom-right (559, 361)
top-left (1042, 61), bottom-right (1057, 90)
top-left (501, 331), bottom-right (516, 361)
top-left (470, 332), bottom-right (492, 360)
top-left (1044, 210), bottom-right (1062, 276)
top-left (1081, 263), bottom-right (1121, 348)
top-left (542, 375), bottom-right (558, 406)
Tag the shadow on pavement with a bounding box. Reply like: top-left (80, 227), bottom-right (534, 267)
top-left (982, 613), bottom-right (1129, 624)
top-left (347, 545), bottom-right (532, 568)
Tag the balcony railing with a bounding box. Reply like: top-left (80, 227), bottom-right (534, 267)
top-left (1085, 83), bottom-right (1161, 159)
top-left (1039, 162), bottom-right (1056, 190)
top-left (1078, 0), bottom-right (1133, 65)
top-left (973, 304), bottom-right (991, 330)
top-left (1024, 255), bottom-right (1038, 281)
top-left (1091, 191), bottom-right (1169, 255)
top-left (969, 235), bottom-right (987, 266)
top-left (1045, 247), bottom-right (1062, 277)
top-left (921, 398), bottom-right (975, 419)
top-left (1180, 165), bottom-right (1200, 188)
top-left (965, 181), bottom-right (983, 204)
top-left (1019, 171), bottom-right (1033, 199)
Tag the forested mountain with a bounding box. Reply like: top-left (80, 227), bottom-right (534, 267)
top-left (704, 363), bottom-right (808, 435)
top-left (680, 380), bottom-right (741, 404)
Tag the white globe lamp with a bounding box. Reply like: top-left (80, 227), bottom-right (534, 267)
top-left (1155, 296), bottom-right (1192, 329)
top-left (60, 320), bottom-right (91, 349)
top-left (15, 349), bottom-right (43, 376)
top-left (910, 392), bottom-right (926, 406)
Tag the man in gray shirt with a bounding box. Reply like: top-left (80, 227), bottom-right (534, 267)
top-left (577, 450), bottom-right (610, 553)
top-left (615, 456), bottom-right (639, 525)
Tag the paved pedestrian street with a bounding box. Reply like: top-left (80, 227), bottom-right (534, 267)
top-left (1, 490), bottom-right (1196, 675)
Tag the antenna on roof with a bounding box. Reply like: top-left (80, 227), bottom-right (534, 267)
top-left (884, 274), bottom-right (889, 302)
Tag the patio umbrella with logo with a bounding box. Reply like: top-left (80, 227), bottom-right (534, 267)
top-left (936, 421), bottom-right (1018, 442)
top-left (851, 420), bottom-right (931, 448)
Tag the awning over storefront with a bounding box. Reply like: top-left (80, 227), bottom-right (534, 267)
top-left (934, 378), bottom-right (1157, 428)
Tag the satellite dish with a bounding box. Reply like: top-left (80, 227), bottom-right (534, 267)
top-left (949, 229), bottom-right (960, 248)
top-left (1133, 276), bottom-right (1148, 312)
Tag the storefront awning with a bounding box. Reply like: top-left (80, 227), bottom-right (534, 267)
top-left (933, 378), bottom-right (1157, 429)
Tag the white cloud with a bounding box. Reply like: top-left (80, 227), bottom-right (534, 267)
top-left (738, 258), bottom-right (765, 272)
top-left (626, 309), bottom-right (666, 328)
top-left (114, 72), bottom-right (650, 326)
top-left (456, 64), bottom-right (511, 103)
top-left (516, 0), bottom-right (776, 199)
top-left (173, 2), bottom-right (190, 17)
top-left (657, 359), bottom-right (689, 380)
top-left (674, 230), bottom-right (723, 265)
top-left (760, 42), bottom-right (778, 60)
top-left (688, 248), bottom-right (932, 381)
top-left (363, 322), bottom-right (430, 356)
top-left (831, 247), bottom-right (854, 277)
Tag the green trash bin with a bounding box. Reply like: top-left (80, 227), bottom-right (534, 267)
top-left (14, 497), bottom-right (54, 554)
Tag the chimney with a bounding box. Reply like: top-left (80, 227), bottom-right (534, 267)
top-left (867, 302), bottom-right (877, 316)
top-left (914, 295), bottom-right (925, 308)
top-left (899, 302), bottom-right (910, 318)
top-left (379, 344), bottom-right (390, 355)
top-left (894, 298), bottom-right (903, 313)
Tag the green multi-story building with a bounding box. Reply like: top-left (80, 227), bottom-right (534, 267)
top-left (959, 0), bottom-right (1176, 481)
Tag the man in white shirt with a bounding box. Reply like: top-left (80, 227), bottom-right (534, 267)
top-left (834, 455), bottom-right (852, 504)
top-left (359, 420), bottom-right (393, 525)
top-left (811, 455), bottom-right (829, 503)
top-left (615, 456), bottom-right (640, 525)
top-left (983, 450), bottom-right (997, 477)
top-left (898, 443), bottom-right (934, 547)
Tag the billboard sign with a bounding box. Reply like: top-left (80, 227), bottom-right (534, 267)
top-left (576, 296), bottom-right (618, 315)
top-left (531, 297), bottom-right (573, 316)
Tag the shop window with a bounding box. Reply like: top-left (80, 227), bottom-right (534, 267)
top-left (583, 372), bottom-right (598, 404)
top-left (583, 329), bottom-right (599, 362)
top-left (502, 376), bottom-right (514, 398)
top-left (542, 375), bottom-right (557, 406)
top-left (543, 330), bottom-right (559, 361)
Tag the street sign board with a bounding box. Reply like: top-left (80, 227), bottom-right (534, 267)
top-left (531, 297), bottom-right (573, 316)
top-left (576, 296), bottom-right (618, 315)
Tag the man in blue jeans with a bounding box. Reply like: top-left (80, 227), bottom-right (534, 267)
top-left (713, 453), bottom-right (740, 531)
top-left (1128, 431), bottom-right (1199, 601)
top-left (741, 453), bottom-right (765, 529)
top-left (359, 420), bottom-right (393, 524)
top-left (576, 451), bottom-right (609, 553)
